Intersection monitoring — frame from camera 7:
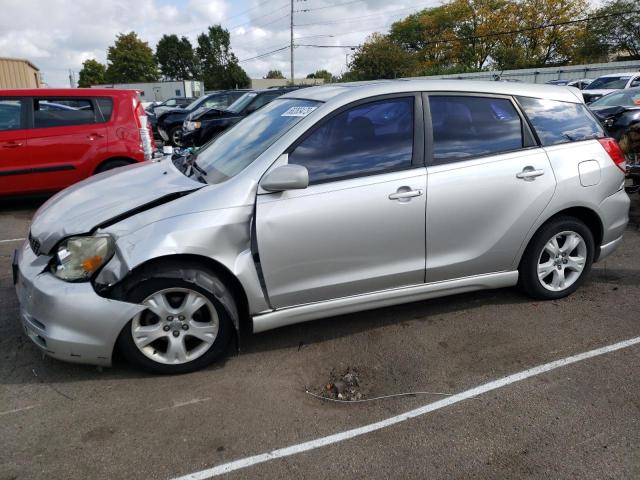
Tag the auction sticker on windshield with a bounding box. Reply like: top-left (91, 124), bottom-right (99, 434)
top-left (281, 106), bottom-right (318, 117)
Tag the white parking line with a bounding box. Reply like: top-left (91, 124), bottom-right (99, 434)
top-left (0, 238), bottom-right (25, 244)
top-left (0, 405), bottom-right (38, 416)
top-left (171, 335), bottom-right (640, 480)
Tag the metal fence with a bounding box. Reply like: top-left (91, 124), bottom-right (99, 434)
top-left (416, 59), bottom-right (640, 84)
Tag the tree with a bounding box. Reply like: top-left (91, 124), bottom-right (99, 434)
top-left (156, 34), bottom-right (199, 80)
top-left (196, 25), bottom-right (250, 89)
top-left (105, 32), bottom-right (158, 83)
top-left (265, 70), bottom-right (285, 79)
top-left (306, 69), bottom-right (333, 82)
top-left (78, 59), bottom-right (106, 87)
top-left (592, 0), bottom-right (640, 59)
top-left (349, 33), bottom-right (417, 80)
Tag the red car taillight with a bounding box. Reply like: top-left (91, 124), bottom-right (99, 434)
top-left (598, 137), bottom-right (626, 173)
top-left (133, 99), bottom-right (155, 159)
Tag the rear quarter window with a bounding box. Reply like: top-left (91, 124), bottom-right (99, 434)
top-left (517, 97), bottom-right (605, 146)
top-left (96, 98), bottom-right (114, 121)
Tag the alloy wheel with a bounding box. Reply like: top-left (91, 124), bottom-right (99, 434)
top-left (130, 288), bottom-right (219, 365)
top-left (536, 231), bottom-right (587, 292)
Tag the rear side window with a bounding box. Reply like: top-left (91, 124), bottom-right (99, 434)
top-left (33, 98), bottom-right (97, 128)
top-left (429, 96), bottom-right (523, 164)
top-left (289, 97), bottom-right (414, 183)
top-left (96, 98), bottom-right (114, 121)
top-left (517, 97), bottom-right (605, 146)
top-left (0, 99), bottom-right (23, 131)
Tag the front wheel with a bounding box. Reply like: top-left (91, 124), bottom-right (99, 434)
top-left (116, 267), bottom-right (234, 374)
top-left (169, 126), bottom-right (184, 147)
top-left (518, 217), bottom-right (595, 300)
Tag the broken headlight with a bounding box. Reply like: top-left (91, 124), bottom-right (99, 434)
top-left (51, 234), bottom-right (115, 281)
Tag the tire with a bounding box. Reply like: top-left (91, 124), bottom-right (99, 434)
top-left (518, 216), bottom-right (595, 300)
top-left (168, 126), bottom-right (184, 147)
top-left (95, 159), bottom-right (133, 174)
top-left (116, 266), bottom-right (234, 374)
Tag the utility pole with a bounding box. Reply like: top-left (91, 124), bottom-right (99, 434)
top-left (290, 0), bottom-right (294, 85)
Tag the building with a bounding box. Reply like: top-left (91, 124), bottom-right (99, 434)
top-left (250, 78), bottom-right (324, 89)
top-left (0, 57), bottom-right (42, 88)
top-left (93, 80), bottom-right (204, 101)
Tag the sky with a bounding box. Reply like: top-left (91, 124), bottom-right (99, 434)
top-left (0, 0), bottom-right (442, 87)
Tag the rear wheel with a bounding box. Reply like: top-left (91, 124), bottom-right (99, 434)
top-left (117, 267), bottom-right (234, 374)
top-left (95, 158), bottom-right (133, 174)
top-left (518, 217), bottom-right (595, 300)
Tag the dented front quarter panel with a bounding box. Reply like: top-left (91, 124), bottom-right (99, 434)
top-left (97, 175), bottom-right (270, 319)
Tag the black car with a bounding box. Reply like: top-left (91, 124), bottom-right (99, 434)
top-left (589, 88), bottom-right (640, 193)
top-left (156, 90), bottom-right (249, 146)
top-left (181, 88), bottom-right (300, 147)
top-left (147, 96), bottom-right (195, 114)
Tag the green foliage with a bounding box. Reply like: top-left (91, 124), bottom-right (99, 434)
top-left (592, 0), bottom-right (640, 59)
top-left (78, 59), bottom-right (106, 87)
top-left (156, 34), bottom-right (199, 80)
top-left (346, 0), bottom-right (626, 80)
top-left (265, 70), bottom-right (285, 79)
top-left (306, 69), bottom-right (334, 82)
top-left (196, 25), bottom-right (250, 89)
top-left (349, 33), bottom-right (418, 80)
top-left (105, 32), bottom-right (158, 83)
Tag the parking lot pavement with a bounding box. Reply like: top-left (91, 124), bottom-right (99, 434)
top-left (1, 196), bottom-right (639, 480)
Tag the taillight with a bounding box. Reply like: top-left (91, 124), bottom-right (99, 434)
top-left (598, 137), bottom-right (626, 173)
top-left (133, 99), bottom-right (155, 159)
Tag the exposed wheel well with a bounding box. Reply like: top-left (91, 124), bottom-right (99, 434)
top-left (94, 157), bottom-right (137, 174)
top-left (521, 207), bottom-right (603, 267)
top-left (110, 254), bottom-right (251, 338)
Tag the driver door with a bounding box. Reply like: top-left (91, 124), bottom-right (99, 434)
top-left (255, 94), bottom-right (427, 308)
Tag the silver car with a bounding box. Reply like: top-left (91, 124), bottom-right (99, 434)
top-left (13, 80), bottom-right (630, 373)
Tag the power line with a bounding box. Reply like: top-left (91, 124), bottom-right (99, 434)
top-left (238, 45), bottom-right (290, 63)
top-left (228, 4), bottom-right (290, 30)
top-left (296, 0), bottom-right (362, 13)
top-left (297, 44), bottom-right (359, 48)
top-left (294, 2), bottom-right (436, 27)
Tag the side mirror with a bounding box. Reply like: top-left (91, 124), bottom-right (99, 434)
top-left (260, 164), bottom-right (309, 192)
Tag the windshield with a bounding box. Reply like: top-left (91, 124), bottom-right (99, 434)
top-left (186, 96), bottom-right (208, 110)
top-left (585, 76), bottom-right (630, 90)
top-left (227, 92), bottom-right (258, 114)
top-left (590, 89), bottom-right (640, 108)
top-left (195, 98), bottom-right (320, 184)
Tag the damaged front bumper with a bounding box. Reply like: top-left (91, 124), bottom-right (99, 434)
top-left (13, 242), bottom-right (145, 367)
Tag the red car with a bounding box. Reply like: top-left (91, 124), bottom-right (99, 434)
top-left (0, 88), bottom-right (154, 196)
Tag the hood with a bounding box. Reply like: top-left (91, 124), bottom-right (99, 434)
top-left (583, 89), bottom-right (616, 97)
top-left (30, 160), bottom-right (204, 254)
top-left (590, 105), bottom-right (629, 118)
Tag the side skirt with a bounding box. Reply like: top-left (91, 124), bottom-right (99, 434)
top-left (252, 271), bottom-right (519, 333)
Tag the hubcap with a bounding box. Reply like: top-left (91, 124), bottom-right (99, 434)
top-left (131, 288), bottom-right (219, 365)
top-left (537, 231), bottom-right (587, 292)
top-left (172, 129), bottom-right (183, 146)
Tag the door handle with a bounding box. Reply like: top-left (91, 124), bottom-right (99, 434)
top-left (2, 141), bottom-right (23, 149)
top-left (87, 133), bottom-right (105, 140)
top-left (516, 166), bottom-right (544, 181)
top-left (389, 188), bottom-right (423, 201)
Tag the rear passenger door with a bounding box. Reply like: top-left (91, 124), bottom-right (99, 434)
top-left (424, 94), bottom-right (556, 282)
top-left (0, 98), bottom-right (29, 195)
top-left (25, 97), bottom-right (108, 191)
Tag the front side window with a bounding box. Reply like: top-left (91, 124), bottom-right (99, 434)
top-left (33, 98), bottom-right (96, 128)
top-left (196, 98), bottom-right (321, 184)
top-left (518, 97), bottom-right (605, 146)
top-left (0, 99), bottom-right (23, 131)
top-left (429, 96), bottom-right (523, 164)
top-left (289, 97), bottom-right (414, 183)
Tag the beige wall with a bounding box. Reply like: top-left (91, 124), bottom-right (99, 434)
top-left (250, 78), bottom-right (325, 89)
top-left (0, 58), bottom-right (41, 88)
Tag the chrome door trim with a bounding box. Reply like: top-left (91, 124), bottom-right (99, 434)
top-left (251, 271), bottom-right (518, 333)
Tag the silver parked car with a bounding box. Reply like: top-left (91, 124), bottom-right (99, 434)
top-left (13, 80), bottom-right (630, 373)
